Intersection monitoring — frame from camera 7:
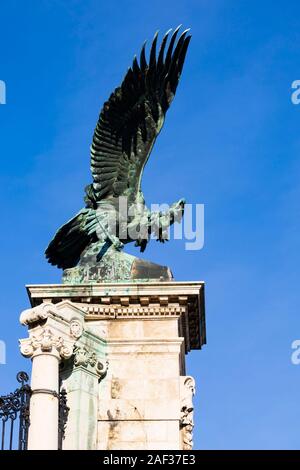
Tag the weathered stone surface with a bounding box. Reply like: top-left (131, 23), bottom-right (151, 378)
top-left (97, 421), bottom-right (180, 450)
top-left (22, 281), bottom-right (205, 450)
top-left (26, 281), bottom-right (206, 352)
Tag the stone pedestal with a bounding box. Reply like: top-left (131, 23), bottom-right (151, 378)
top-left (20, 281), bottom-right (205, 450)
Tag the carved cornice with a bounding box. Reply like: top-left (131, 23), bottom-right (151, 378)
top-left (20, 328), bottom-right (74, 360)
top-left (25, 282), bottom-right (206, 352)
top-left (83, 303), bottom-right (186, 318)
top-left (26, 282), bottom-right (205, 302)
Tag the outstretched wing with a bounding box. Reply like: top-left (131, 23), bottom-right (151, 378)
top-left (87, 26), bottom-right (191, 206)
top-left (46, 27), bottom-right (191, 269)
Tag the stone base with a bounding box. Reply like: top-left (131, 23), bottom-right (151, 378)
top-left (25, 281), bottom-right (206, 450)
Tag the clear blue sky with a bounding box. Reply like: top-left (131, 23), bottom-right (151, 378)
top-left (1, 0), bottom-right (300, 450)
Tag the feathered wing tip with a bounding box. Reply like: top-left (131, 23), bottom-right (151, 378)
top-left (130, 25), bottom-right (192, 109)
top-left (89, 26), bottom-right (192, 203)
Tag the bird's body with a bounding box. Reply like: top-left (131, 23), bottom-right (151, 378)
top-left (46, 27), bottom-right (191, 274)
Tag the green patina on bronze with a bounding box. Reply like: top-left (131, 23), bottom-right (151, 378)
top-left (62, 243), bottom-right (173, 284)
top-left (45, 27), bottom-right (191, 283)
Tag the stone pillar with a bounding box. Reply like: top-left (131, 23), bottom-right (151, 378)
top-left (97, 325), bottom-right (184, 450)
top-left (19, 301), bottom-right (85, 450)
top-left (60, 329), bottom-right (108, 450)
top-left (24, 281), bottom-right (205, 450)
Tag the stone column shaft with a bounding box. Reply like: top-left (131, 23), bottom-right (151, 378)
top-left (28, 352), bottom-right (59, 450)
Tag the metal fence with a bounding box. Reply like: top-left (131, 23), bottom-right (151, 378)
top-left (0, 372), bottom-right (69, 450)
top-left (58, 388), bottom-right (69, 450)
top-left (0, 372), bottom-right (31, 450)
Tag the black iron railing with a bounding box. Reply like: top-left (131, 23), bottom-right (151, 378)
top-left (0, 372), bottom-right (69, 450)
top-left (58, 388), bottom-right (69, 450)
top-left (0, 372), bottom-right (31, 450)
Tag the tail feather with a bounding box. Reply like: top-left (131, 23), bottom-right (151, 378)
top-left (45, 208), bottom-right (96, 269)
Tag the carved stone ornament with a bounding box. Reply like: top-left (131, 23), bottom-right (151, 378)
top-left (20, 327), bottom-right (73, 360)
top-left (20, 302), bottom-right (58, 326)
top-left (180, 376), bottom-right (196, 450)
top-left (73, 346), bottom-right (108, 378)
top-left (70, 318), bottom-right (83, 339)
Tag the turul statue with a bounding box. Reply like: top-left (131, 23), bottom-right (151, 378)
top-left (45, 26), bottom-right (191, 283)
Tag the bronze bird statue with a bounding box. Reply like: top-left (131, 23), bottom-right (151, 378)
top-left (46, 26), bottom-right (191, 283)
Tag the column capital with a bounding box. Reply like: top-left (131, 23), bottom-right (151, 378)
top-left (20, 327), bottom-right (74, 360)
top-left (19, 301), bottom-right (86, 362)
top-left (73, 345), bottom-right (108, 378)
